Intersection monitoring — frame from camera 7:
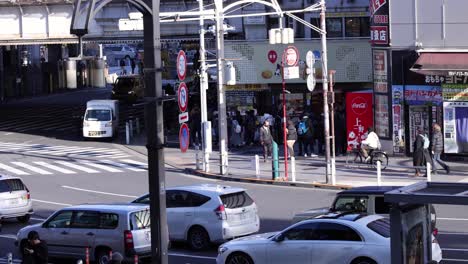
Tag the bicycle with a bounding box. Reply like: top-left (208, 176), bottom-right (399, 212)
top-left (346, 146), bottom-right (389, 170)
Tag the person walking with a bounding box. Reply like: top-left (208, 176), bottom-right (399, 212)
top-left (260, 120), bottom-right (273, 162)
top-left (413, 128), bottom-right (429, 177)
top-left (22, 231), bottom-right (48, 264)
top-left (286, 120), bottom-right (297, 158)
top-left (119, 59), bottom-right (127, 75)
top-left (130, 58), bottom-right (136, 74)
top-left (297, 116), bottom-right (311, 157)
top-left (432, 123), bottom-right (450, 174)
top-left (360, 127), bottom-right (381, 162)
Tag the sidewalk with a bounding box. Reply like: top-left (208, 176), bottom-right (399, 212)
top-left (121, 134), bottom-right (468, 189)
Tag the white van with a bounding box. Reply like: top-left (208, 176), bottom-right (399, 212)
top-left (83, 100), bottom-right (119, 138)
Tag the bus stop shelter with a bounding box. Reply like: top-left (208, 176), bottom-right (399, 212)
top-left (385, 182), bottom-right (468, 264)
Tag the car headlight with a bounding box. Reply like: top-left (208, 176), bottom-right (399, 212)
top-left (128, 91), bottom-right (135, 94)
top-left (218, 246), bottom-right (228, 255)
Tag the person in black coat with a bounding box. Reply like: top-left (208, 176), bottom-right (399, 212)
top-left (23, 231), bottom-right (48, 264)
top-left (413, 128), bottom-right (425, 177)
top-left (260, 120), bottom-right (273, 162)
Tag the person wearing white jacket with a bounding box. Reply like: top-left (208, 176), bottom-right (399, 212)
top-left (361, 127), bottom-right (381, 161)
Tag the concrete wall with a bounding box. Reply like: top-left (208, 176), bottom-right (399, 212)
top-left (391, 0), bottom-right (468, 49)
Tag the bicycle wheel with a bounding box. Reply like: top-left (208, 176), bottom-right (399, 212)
top-left (371, 152), bottom-right (388, 170)
top-left (346, 150), bottom-right (362, 166)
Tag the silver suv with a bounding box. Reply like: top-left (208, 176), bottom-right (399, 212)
top-left (16, 204), bottom-right (151, 263)
top-left (0, 175), bottom-right (33, 223)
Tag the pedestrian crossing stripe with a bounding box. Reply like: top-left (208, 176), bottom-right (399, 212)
top-left (0, 160), bottom-right (147, 175)
top-left (0, 142), bottom-right (129, 159)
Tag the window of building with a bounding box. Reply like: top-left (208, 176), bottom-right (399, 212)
top-left (345, 17), bottom-right (370, 37)
top-left (326, 18), bottom-right (343, 38)
top-left (267, 16), bottom-right (279, 31)
top-left (310, 17), bottom-right (320, 38)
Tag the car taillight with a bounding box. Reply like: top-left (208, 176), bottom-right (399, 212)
top-left (432, 228), bottom-right (438, 236)
top-left (26, 187), bottom-right (30, 200)
top-left (124, 230), bottom-right (134, 250)
top-left (214, 205), bottom-right (227, 220)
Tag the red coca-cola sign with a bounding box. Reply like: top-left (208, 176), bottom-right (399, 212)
top-left (346, 93), bottom-right (374, 149)
top-left (351, 96), bottom-right (369, 115)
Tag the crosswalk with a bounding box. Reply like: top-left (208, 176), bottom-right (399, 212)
top-left (0, 142), bottom-right (130, 159)
top-left (0, 159), bottom-right (147, 175)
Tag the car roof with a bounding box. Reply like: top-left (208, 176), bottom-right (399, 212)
top-left (0, 174), bottom-right (22, 181)
top-left (63, 203), bottom-right (150, 214)
top-left (167, 184), bottom-right (245, 196)
top-left (338, 186), bottom-right (402, 195)
top-left (315, 212), bottom-right (368, 222)
top-left (302, 213), bottom-right (384, 225)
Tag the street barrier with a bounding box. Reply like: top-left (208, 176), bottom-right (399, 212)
top-left (85, 247), bottom-right (90, 264)
top-left (427, 162), bottom-right (432, 182)
top-left (376, 161), bottom-right (382, 186)
top-left (291, 157), bottom-right (296, 182)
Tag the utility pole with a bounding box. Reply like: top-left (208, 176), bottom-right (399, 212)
top-left (143, 0), bottom-right (169, 262)
top-left (199, 0), bottom-right (210, 172)
top-left (329, 70), bottom-right (336, 185)
top-left (320, 0), bottom-right (331, 184)
top-left (215, 0), bottom-right (228, 175)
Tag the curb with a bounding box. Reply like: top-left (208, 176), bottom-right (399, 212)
top-left (184, 168), bottom-right (352, 190)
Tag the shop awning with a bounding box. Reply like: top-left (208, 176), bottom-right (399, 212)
top-left (410, 52), bottom-right (468, 75)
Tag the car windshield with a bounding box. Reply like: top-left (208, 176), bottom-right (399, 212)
top-left (85, 109), bottom-right (111, 121)
top-left (114, 78), bottom-right (137, 92)
top-left (332, 196), bottom-right (368, 213)
top-left (367, 218), bottom-right (390, 238)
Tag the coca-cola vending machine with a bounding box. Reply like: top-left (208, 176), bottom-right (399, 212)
top-left (346, 92), bottom-right (374, 150)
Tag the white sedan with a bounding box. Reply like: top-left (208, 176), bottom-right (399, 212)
top-left (217, 214), bottom-right (442, 264)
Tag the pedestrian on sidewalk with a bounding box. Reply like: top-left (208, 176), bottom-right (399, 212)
top-left (260, 120), bottom-right (273, 162)
top-left (286, 119), bottom-right (297, 158)
top-left (119, 59), bottom-right (127, 75)
top-left (130, 58), bottom-right (136, 74)
top-left (297, 116), bottom-right (312, 157)
top-left (413, 127), bottom-right (430, 177)
top-left (432, 123), bottom-right (450, 174)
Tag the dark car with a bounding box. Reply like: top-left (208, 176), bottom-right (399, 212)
top-left (292, 186), bottom-right (437, 228)
top-left (111, 75), bottom-right (144, 102)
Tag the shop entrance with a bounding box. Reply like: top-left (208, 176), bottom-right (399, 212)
top-left (406, 105), bottom-right (443, 154)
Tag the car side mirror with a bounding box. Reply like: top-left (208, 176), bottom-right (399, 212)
top-left (274, 233), bottom-right (285, 242)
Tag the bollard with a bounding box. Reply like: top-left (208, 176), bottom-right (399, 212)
top-left (427, 162), bottom-right (432, 182)
top-left (195, 142), bottom-right (201, 170)
top-left (271, 141), bottom-right (279, 180)
top-left (126, 122), bottom-right (130, 145)
top-left (331, 158), bottom-right (336, 186)
top-left (85, 247), bottom-right (90, 264)
top-left (136, 117), bottom-right (140, 134)
top-left (129, 120), bottom-right (134, 138)
top-left (254, 155), bottom-right (260, 179)
top-left (291, 157), bottom-right (296, 182)
top-left (7, 252), bottom-right (12, 264)
top-left (134, 254), bottom-right (139, 264)
top-left (377, 161), bottom-right (382, 186)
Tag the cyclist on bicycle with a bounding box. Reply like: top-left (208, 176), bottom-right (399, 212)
top-left (361, 127), bottom-right (381, 162)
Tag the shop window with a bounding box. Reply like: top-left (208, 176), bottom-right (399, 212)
top-left (326, 18), bottom-right (343, 38)
top-left (310, 17), bottom-right (320, 38)
top-left (345, 17), bottom-right (370, 37)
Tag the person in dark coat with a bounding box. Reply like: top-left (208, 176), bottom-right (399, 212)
top-left (260, 120), bottom-right (273, 162)
top-left (286, 119), bottom-right (297, 158)
top-left (432, 123), bottom-right (450, 174)
top-left (130, 58), bottom-right (136, 74)
top-left (22, 231), bottom-right (48, 264)
top-left (413, 128), bottom-right (425, 177)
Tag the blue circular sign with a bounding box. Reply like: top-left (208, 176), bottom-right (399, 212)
top-left (179, 123), bottom-right (190, 153)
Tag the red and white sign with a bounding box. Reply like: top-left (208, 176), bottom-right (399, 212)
top-left (370, 26), bottom-right (388, 45)
top-left (179, 112), bottom-right (189, 124)
top-left (177, 50), bottom-right (187, 81)
top-left (283, 46), bottom-right (299, 67)
top-left (370, 0), bottom-right (387, 16)
top-left (346, 92), bottom-right (374, 150)
top-left (179, 123), bottom-right (190, 153)
top-left (268, 50), bottom-right (278, 64)
top-left (177, 82), bottom-right (189, 112)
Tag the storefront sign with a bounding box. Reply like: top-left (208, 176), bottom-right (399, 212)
top-left (373, 50), bottom-right (388, 93)
top-left (392, 86), bottom-right (405, 154)
top-left (425, 75), bottom-right (445, 84)
top-left (442, 75), bottom-right (468, 101)
top-left (369, 0), bottom-right (390, 46)
top-left (404, 85), bottom-right (443, 106)
top-left (346, 93), bottom-right (374, 149)
top-left (443, 102), bottom-right (468, 154)
top-left (375, 94), bottom-right (390, 138)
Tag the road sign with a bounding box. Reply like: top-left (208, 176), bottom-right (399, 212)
top-left (307, 74), bottom-right (316, 92)
top-left (313, 50), bottom-right (321, 60)
top-left (283, 46), bottom-right (299, 67)
top-left (268, 50), bottom-right (278, 64)
top-left (179, 112), bottom-right (189, 124)
top-left (177, 82), bottom-right (189, 112)
top-left (284, 66), bottom-right (300, 80)
top-left (177, 50), bottom-right (187, 81)
top-left (306, 51), bottom-right (315, 68)
top-left (179, 123), bottom-right (190, 153)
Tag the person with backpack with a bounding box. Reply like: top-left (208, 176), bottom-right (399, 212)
top-left (297, 116), bottom-right (312, 157)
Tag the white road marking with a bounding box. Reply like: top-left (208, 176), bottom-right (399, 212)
top-left (120, 159), bottom-right (148, 167)
top-left (458, 178), bottom-right (468, 183)
top-left (32, 199), bottom-right (72, 206)
top-left (33, 161), bottom-right (76, 174)
top-left (0, 162), bottom-right (30, 175)
top-left (441, 258), bottom-right (468, 262)
top-left (61, 185), bottom-right (138, 198)
top-left (439, 217), bottom-right (468, 221)
top-left (55, 161), bottom-right (99, 173)
top-left (101, 160), bottom-right (146, 172)
top-left (0, 234), bottom-right (17, 240)
top-left (78, 161), bottom-right (123, 172)
top-left (11, 162), bottom-right (52, 175)
top-left (443, 248), bottom-right (468, 252)
top-left (168, 252), bottom-right (217, 260)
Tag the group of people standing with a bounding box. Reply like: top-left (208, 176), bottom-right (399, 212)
top-left (413, 123), bottom-right (450, 177)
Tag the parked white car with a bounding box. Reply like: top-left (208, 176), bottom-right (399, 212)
top-left (0, 174), bottom-right (33, 223)
top-left (132, 184), bottom-right (260, 250)
top-left (217, 214), bottom-right (442, 264)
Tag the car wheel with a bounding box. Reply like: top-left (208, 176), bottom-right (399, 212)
top-left (188, 226), bottom-right (210, 250)
top-left (351, 257), bottom-right (377, 264)
top-left (17, 214), bottom-right (31, 223)
top-left (226, 252), bottom-right (254, 264)
top-left (95, 249), bottom-right (111, 264)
